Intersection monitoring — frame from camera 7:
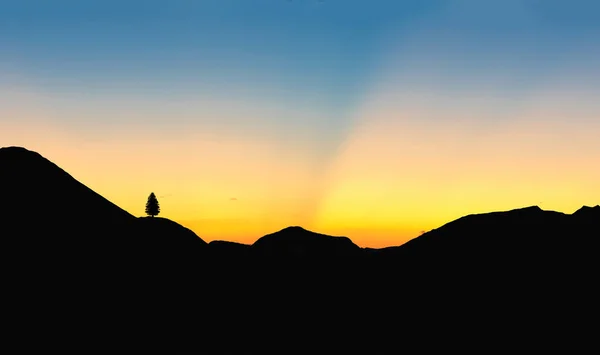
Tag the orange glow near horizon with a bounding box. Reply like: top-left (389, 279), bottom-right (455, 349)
top-left (3, 94), bottom-right (599, 248)
top-left (2, 55), bottom-right (600, 248)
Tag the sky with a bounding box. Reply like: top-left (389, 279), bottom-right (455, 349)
top-left (1, 0), bottom-right (599, 247)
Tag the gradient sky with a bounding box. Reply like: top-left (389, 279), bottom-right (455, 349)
top-left (2, 0), bottom-right (599, 247)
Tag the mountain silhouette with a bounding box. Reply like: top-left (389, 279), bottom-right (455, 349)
top-left (0, 146), bottom-right (133, 229)
top-left (252, 225), bottom-right (362, 259)
top-left (387, 204), bottom-right (598, 265)
top-left (371, 204), bottom-right (599, 307)
top-left (0, 147), bottom-right (206, 263)
top-left (207, 240), bottom-right (252, 258)
top-left (1, 146), bottom-right (135, 277)
top-left (136, 216), bottom-right (207, 248)
top-left (1, 146), bottom-right (211, 346)
top-left (573, 204), bottom-right (600, 220)
top-left (134, 216), bottom-right (208, 271)
top-left (2, 146), bottom-right (597, 351)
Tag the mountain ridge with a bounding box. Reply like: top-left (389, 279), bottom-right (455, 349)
top-left (1, 146), bottom-right (597, 250)
top-left (2, 145), bottom-right (598, 351)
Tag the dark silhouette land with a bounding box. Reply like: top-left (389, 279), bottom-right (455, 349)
top-left (1, 146), bottom-right (597, 352)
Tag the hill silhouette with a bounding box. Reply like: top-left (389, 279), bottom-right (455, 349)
top-left (0, 147), bottom-right (207, 264)
top-left (207, 240), bottom-right (252, 258)
top-left (573, 204), bottom-right (600, 220)
top-left (381, 205), bottom-right (598, 267)
top-left (1, 146), bottom-right (211, 348)
top-left (252, 225), bottom-right (362, 259)
top-left (1, 146), bottom-right (134, 277)
top-left (0, 146), bottom-right (133, 227)
top-left (136, 216), bottom-right (207, 248)
top-left (2, 146), bottom-right (597, 351)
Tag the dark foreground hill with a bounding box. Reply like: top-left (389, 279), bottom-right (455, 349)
top-left (0, 147), bottom-right (207, 270)
top-left (375, 205), bottom-right (598, 271)
top-left (1, 146), bottom-right (598, 352)
top-left (252, 226), bottom-right (362, 259)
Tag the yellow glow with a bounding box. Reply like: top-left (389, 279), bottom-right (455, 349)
top-left (310, 93), bottom-right (600, 247)
top-left (2, 65), bottom-right (599, 249)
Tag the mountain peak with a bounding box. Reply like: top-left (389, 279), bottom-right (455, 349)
top-left (0, 146), bottom-right (44, 159)
top-left (252, 225), bottom-right (360, 258)
top-left (135, 216), bottom-right (208, 246)
top-left (1, 146), bottom-right (134, 223)
top-left (510, 205), bottom-right (543, 212)
top-left (1, 146), bottom-right (31, 152)
top-left (1, 146), bottom-right (67, 176)
top-left (280, 226), bottom-right (308, 232)
top-left (573, 205), bottom-right (600, 217)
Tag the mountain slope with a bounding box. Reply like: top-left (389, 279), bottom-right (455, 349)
top-left (1, 146), bottom-right (214, 347)
top-left (376, 205), bottom-right (599, 283)
top-left (252, 226), bottom-right (362, 259)
top-left (0, 146), bottom-right (207, 273)
top-left (2, 146), bottom-right (597, 351)
top-left (0, 146), bottom-right (134, 231)
top-left (0, 146), bottom-right (138, 267)
top-left (135, 216), bottom-right (208, 266)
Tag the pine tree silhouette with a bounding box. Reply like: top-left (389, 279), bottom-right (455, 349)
top-left (145, 192), bottom-right (160, 217)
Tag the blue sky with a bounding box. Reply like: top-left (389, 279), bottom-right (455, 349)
top-left (3, 0), bottom-right (598, 131)
top-left (1, 1), bottom-right (424, 102)
top-left (1, 0), bottom-right (447, 163)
